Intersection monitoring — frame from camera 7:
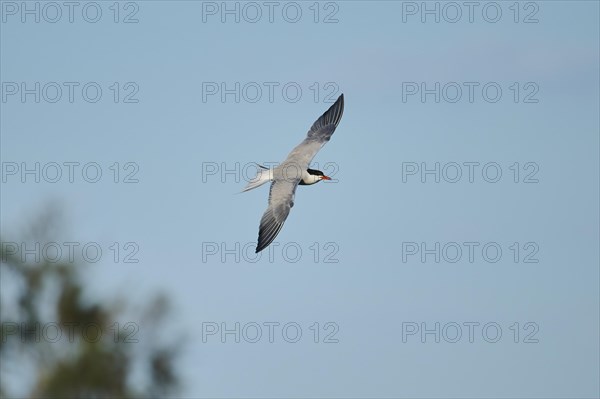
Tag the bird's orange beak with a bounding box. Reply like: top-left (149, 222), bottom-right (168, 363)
top-left (321, 175), bottom-right (331, 180)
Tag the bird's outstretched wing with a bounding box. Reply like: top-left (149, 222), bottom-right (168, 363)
top-left (255, 179), bottom-right (298, 253)
top-left (281, 94), bottom-right (344, 171)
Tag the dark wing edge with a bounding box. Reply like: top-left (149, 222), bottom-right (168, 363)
top-left (255, 181), bottom-right (297, 253)
top-left (306, 93), bottom-right (344, 142)
top-left (255, 208), bottom-right (287, 253)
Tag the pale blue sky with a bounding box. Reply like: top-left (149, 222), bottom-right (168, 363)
top-left (1, 1), bottom-right (599, 397)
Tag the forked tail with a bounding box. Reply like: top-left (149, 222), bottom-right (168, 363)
top-left (241, 164), bottom-right (273, 192)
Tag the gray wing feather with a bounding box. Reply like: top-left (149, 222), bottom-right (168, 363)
top-left (306, 93), bottom-right (344, 141)
top-left (281, 94), bottom-right (344, 171)
top-left (255, 180), bottom-right (298, 253)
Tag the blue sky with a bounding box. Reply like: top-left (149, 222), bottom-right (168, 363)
top-left (1, 1), bottom-right (599, 397)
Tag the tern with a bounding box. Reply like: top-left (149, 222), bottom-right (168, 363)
top-left (243, 94), bottom-right (344, 253)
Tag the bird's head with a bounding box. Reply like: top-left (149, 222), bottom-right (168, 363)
top-left (299, 168), bottom-right (331, 185)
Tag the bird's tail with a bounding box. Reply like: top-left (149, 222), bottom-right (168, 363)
top-left (241, 164), bottom-right (273, 192)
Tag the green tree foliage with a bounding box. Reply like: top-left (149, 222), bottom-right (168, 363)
top-left (0, 210), bottom-right (182, 398)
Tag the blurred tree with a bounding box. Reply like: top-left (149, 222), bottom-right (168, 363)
top-left (0, 209), bottom-right (182, 398)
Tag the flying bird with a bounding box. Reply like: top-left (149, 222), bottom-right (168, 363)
top-left (243, 94), bottom-right (344, 253)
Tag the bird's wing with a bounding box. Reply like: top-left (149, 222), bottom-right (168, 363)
top-left (256, 179), bottom-right (298, 253)
top-left (281, 94), bottom-right (344, 171)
